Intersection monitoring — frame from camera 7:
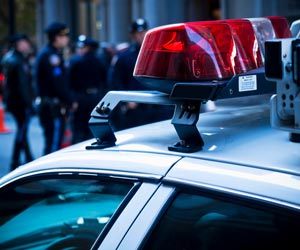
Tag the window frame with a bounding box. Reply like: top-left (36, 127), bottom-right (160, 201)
top-left (0, 170), bottom-right (142, 249)
top-left (115, 181), bottom-right (300, 250)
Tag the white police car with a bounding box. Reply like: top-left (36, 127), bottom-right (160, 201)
top-left (0, 16), bottom-right (300, 250)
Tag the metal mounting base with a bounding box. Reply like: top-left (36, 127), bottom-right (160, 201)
top-left (168, 100), bottom-right (204, 153)
top-left (168, 142), bottom-right (203, 153)
top-left (86, 140), bottom-right (116, 150)
top-left (86, 91), bottom-right (205, 153)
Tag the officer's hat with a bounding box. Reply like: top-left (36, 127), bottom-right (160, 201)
top-left (130, 18), bottom-right (148, 33)
top-left (45, 22), bottom-right (69, 36)
top-left (9, 34), bottom-right (30, 45)
top-left (76, 35), bottom-right (99, 49)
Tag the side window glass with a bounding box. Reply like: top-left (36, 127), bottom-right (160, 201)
top-left (143, 192), bottom-right (300, 250)
top-left (0, 177), bottom-right (134, 249)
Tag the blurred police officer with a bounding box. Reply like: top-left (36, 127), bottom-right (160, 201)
top-left (1, 34), bottom-right (34, 170)
top-left (108, 18), bottom-right (148, 92)
top-left (34, 22), bottom-right (75, 155)
top-left (108, 18), bottom-right (172, 130)
top-left (68, 35), bottom-right (107, 143)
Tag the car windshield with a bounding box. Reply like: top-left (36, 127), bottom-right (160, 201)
top-left (0, 177), bottom-right (134, 249)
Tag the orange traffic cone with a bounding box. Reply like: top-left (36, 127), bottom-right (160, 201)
top-left (61, 114), bottom-right (73, 148)
top-left (0, 95), bottom-right (11, 133)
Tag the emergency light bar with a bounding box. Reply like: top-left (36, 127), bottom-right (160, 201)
top-left (134, 16), bottom-right (290, 93)
top-left (88, 16), bottom-right (292, 153)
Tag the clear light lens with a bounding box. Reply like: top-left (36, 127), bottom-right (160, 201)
top-left (224, 19), bottom-right (264, 69)
top-left (246, 17), bottom-right (276, 62)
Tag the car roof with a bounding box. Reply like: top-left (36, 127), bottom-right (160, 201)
top-left (1, 94), bottom-right (299, 186)
top-left (105, 95), bottom-right (299, 176)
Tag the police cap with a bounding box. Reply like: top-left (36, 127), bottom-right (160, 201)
top-left (130, 18), bottom-right (148, 33)
top-left (45, 22), bottom-right (69, 36)
top-left (76, 35), bottom-right (99, 49)
top-left (9, 34), bottom-right (29, 45)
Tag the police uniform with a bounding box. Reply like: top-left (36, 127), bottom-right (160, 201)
top-left (108, 19), bottom-right (172, 130)
top-left (1, 34), bottom-right (34, 170)
top-left (34, 22), bottom-right (73, 155)
top-left (68, 36), bottom-right (107, 143)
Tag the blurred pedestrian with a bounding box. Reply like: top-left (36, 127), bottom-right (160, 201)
top-left (108, 18), bottom-right (172, 130)
top-left (34, 22), bottom-right (76, 155)
top-left (1, 34), bottom-right (34, 170)
top-left (68, 35), bottom-right (107, 143)
top-left (98, 42), bottom-right (116, 72)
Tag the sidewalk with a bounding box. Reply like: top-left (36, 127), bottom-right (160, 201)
top-left (0, 112), bottom-right (44, 177)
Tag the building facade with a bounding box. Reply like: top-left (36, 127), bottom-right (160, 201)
top-left (36, 0), bottom-right (300, 49)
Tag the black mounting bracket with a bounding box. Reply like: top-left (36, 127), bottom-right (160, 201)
top-left (168, 101), bottom-right (204, 153)
top-left (86, 91), bottom-right (205, 153)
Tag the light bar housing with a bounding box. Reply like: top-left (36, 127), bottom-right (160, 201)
top-left (134, 16), bottom-right (291, 94)
top-left (88, 16), bottom-right (294, 153)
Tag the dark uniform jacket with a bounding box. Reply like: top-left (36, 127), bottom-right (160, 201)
top-left (68, 50), bottom-right (107, 107)
top-left (68, 50), bottom-right (108, 142)
top-left (34, 44), bottom-right (72, 106)
top-left (1, 49), bottom-right (33, 114)
top-left (108, 43), bottom-right (143, 91)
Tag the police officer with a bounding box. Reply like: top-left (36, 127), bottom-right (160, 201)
top-left (68, 35), bottom-right (107, 143)
top-left (34, 22), bottom-right (75, 155)
top-left (108, 18), bottom-right (172, 130)
top-left (108, 18), bottom-right (148, 92)
top-left (1, 34), bottom-right (34, 170)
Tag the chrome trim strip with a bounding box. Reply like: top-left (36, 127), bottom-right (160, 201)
top-left (163, 177), bottom-right (300, 210)
top-left (0, 168), bottom-right (162, 188)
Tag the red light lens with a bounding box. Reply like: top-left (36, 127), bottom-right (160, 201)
top-left (134, 20), bottom-right (262, 92)
top-left (134, 23), bottom-right (233, 84)
top-left (200, 21), bottom-right (253, 75)
top-left (223, 19), bottom-right (264, 68)
top-left (246, 17), bottom-right (276, 62)
top-left (134, 16), bottom-right (290, 93)
top-left (266, 16), bottom-right (292, 38)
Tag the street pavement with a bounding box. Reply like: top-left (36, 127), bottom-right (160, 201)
top-left (0, 112), bottom-right (44, 177)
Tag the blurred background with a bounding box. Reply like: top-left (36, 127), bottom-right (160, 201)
top-left (0, 0), bottom-right (300, 52)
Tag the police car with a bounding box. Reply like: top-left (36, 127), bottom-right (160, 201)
top-left (0, 16), bottom-right (299, 250)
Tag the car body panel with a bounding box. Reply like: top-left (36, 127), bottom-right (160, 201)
top-left (106, 96), bottom-right (299, 176)
top-left (165, 157), bottom-right (300, 209)
top-left (0, 150), bottom-right (181, 187)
